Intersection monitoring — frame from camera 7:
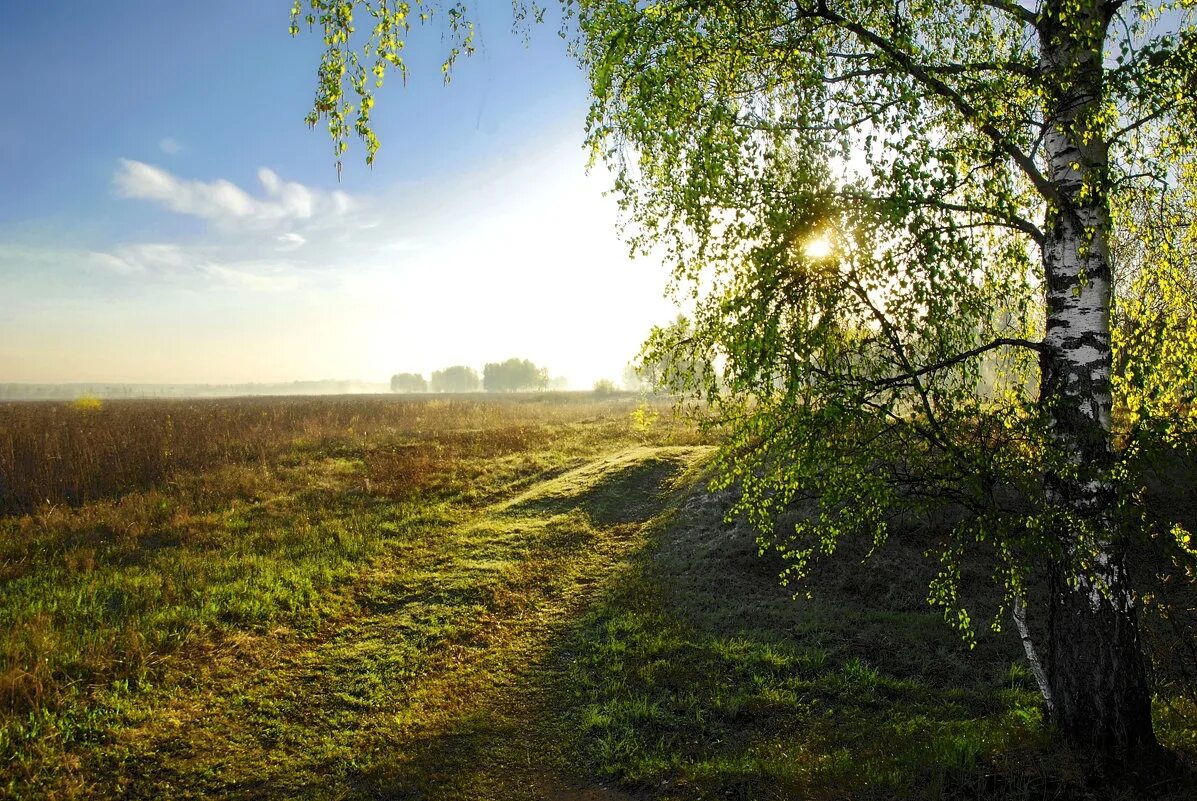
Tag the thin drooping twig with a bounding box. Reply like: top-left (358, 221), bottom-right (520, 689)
top-left (1013, 596), bottom-right (1055, 712)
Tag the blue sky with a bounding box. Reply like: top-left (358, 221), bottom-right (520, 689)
top-left (0, 1), bottom-right (675, 386)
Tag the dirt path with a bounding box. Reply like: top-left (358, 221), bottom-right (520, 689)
top-left (84, 446), bottom-right (709, 800)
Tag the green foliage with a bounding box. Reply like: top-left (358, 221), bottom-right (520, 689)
top-left (580, 0), bottom-right (1050, 635)
top-left (289, 0), bottom-right (476, 173)
top-left (430, 364), bottom-right (480, 392)
top-left (291, 1), bottom-right (1197, 729)
top-left (566, 0), bottom-right (1197, 638)
top-left (482, 357), bottom-right (547, 392)
top-left (638, 314), bottom-right (721, 398)
top-left (391, 371), bottom-right (428, 392)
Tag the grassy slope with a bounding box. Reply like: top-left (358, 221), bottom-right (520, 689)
top-left (1, 396), bottom-right (1194, 799)
top-left (564, 480), bottom-right (1196, 800)
top-left (0, 397), bottom-right (698, 797)
top-left (86, 447), bottom-right (708, 800)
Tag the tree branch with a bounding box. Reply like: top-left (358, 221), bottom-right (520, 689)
top-left (1111, 104), bottom-right (1173, 143)
top-left (1013, 596), bottom-right (1056, 712)
top-left (923, 59), bottom-right (1038, 78)
top-left (867, 338), bottom-right (1044, 390)
top-left (978, 0), bottom-right (1040, 27)
top-left (811, 1), bottom-right (1063, 211)
top-left (826, 59), bottom-right (1038, 84)
top-left (830, 189), bottom-right (1046, 245)
top-left (845, 272), bottom-right (958, 450)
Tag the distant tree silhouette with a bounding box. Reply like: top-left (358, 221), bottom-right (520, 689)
top-left (482, 358), bottom-right (546, 392)
top-left (430, 365), bottom-right (480, 393)
top-left (390, 372), bottom-right (428, 393)
top-left (593, 379), bottom-right (618, 396)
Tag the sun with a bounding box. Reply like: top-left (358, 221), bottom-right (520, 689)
top-left (803, 235), bottom-right (833, 260)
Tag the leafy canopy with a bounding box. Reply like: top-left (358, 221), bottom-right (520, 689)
top-left (294, 0), bottom-right (1197, 637)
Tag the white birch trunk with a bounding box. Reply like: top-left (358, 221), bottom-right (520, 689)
top-left (1036, 0), bottom-right (1156, 758)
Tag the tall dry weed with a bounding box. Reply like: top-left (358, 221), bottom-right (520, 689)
top-left (0, 394), bottom-right (667, 514)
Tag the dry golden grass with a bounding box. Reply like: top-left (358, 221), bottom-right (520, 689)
top-left (5, 395), bottom-right (1189, 799)
top-left (0, 393), bottom-right (662, 515)
top-left (0, 392), bottom-right (706, 798)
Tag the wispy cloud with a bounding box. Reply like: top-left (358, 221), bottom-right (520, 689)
top-left (75, 242), bottom-right (307, 292)
top-left (5, 136), bottom-right (677, 385)
top-left (113, 159), bottom-right (353, 229)
top-left (275, 232), bottom-right (307, 251)
top-left (158, 137), bottom-right (181, 155)
top-left (204, 262), bottom-right (304, 292)
top-left (88, 242), bottom-right (192, 275)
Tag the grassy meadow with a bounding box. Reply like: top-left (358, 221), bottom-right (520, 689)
top-left (0, 394), bottom-right (1194, 799)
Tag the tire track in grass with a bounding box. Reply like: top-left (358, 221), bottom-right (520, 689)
top-left (90, 446), bottom-right (710, 800)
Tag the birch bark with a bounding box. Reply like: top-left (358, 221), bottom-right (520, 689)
top-left (1038, 0), bottom-right (1157, 757)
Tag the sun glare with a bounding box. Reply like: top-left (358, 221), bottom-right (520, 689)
top-left (804, 236), bottom-right (833, 260)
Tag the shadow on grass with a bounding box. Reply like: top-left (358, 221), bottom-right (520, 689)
top-left (506, 448), bottom-right (697, 527)
top-left (554, 485), bottom-right (1197, 801)
top-left (77, 448), bottom-right (700, 801)
top-left (260, 456), bottom-right (1196, 801)
top-left (53, 446), bottom-right (1195, 801)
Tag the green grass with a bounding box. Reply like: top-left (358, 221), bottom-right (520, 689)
top-left (0, 394), bottom-right (1193, 799)
top-left (558, 486), bottom-right (1197, 801)
top-left (0, 395), bottom-right (701, 798)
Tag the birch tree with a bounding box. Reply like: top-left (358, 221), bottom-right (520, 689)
top-left (293, 0), bottom-right (1197, 761)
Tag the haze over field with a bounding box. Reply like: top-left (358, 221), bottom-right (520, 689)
top-left (0, 2), bottom-right (676, 390)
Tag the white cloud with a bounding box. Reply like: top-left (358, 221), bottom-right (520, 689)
top-left (158, 137), bottom-right (181, 155)
top-left (275, 232), bottom-right (307, 251)
top-left (87, 243), bottom-right (193, 275)
top-left (112, 159), bottom-right (353, 229)
top-left (87, 252), bottom-right (144, 276)
top-left (203, 263), bottom-right (304, 292)
top-left (257, 168), bottom-right (314, 218)
top-left (79, 242), bottom-right (308, 293)
top-left (8, 132), bottom-right (679, 385)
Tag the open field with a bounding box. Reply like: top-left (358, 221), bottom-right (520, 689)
top-left (0, 394), bottom-right (1194, 799)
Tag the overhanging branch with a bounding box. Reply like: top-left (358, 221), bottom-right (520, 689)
top-left (867, 338), bottom-right (1045, 389)
top-left (831, 189), bottom-right (1046, 245)
top-left (978, 0), bottom-right (1040, 28)
top-left (810, 1), bottom-right (1063, 212)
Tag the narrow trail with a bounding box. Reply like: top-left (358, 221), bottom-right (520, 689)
top-left (88, 446), bottom-right (710, 800)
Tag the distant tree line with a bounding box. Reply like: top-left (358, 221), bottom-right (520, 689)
top-left (390, 353), bottom-right (686, 398)
top-left (390, 373), bottom-right (427, 393)
top-left (431, 366), bottom-right (479, 393)
top-left (391, 360), bottom-right (559, 394)
top-left (482, 358), bottom-right (546, 392)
